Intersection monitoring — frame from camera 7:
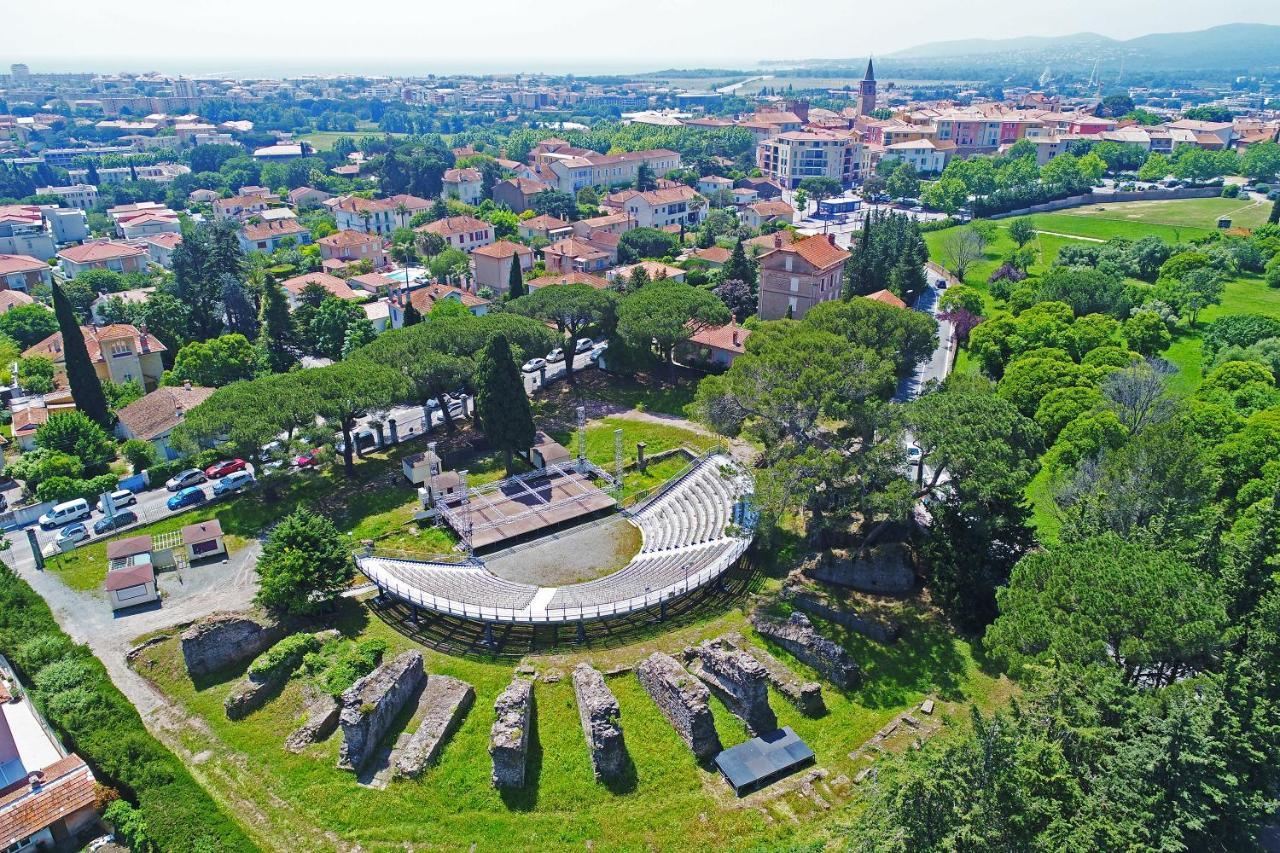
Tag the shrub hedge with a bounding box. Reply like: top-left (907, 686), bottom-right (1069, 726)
top-left (0, 566), bottom-right (257, 852)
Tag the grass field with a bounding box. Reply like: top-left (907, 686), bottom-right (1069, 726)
top-left (131, 588), bottom-right (1010, 851)
top-left (298, 127), bottom-right (407, 152)
top-left (926, 197), bottom-right (1280, 539)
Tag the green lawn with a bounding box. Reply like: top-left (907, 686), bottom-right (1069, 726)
top-left (298, 128), bottom-right (407, 152)
top-left (1044, 196), bottom-right (1273, 231)
top-left (131, 592), bottom-right (1010, 851)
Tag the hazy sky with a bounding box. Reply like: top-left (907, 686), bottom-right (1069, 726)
top-left (5, 0), bottom-right (1278, 76)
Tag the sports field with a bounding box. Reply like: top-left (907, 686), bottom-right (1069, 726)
top-left (1043, 196), bottom-right (1273, 232)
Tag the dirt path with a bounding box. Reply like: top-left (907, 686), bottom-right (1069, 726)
top-left (608, 408), bottom-right (758, 464)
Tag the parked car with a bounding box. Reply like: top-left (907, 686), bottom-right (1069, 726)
top-left (205, 458), bottom-right (246, 479)
top-left (336, 428), bottom-right (379, 455)
top-left (575, 337), bottom-right (594, 354)
top-left (294, 449), bottom-right (322, 468)
top-left (55, 522), bottom-right (90, 548)
top-left (522, 357), bottom-right (547, 373)
top-left (167, 486), bottom-right (207, 511)
top-left (213, 470), bottom-right (255, 496)
top-left (0, 493), bottom-right (8, 513)
top-left (95, 489), bottom-right (137, 513)
top-left (165, 469), bottom-right (206, 491)
top-left (39, 498), bottom-right (92, 529)
top-left (94, 509), bottom-right (139, 535)
top-left (546, 348), bottom-right (565, 363)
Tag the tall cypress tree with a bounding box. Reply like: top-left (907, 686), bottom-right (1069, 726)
top-left (259, 275), bottom-right (296, 373)
top-left (1270, 197), bottom-right (1280, 225)
top-left (507, 257), bottom-right (525, 300)
top-left (401, 298), bottom-right (423, 327)
top-left (474, 334), bottom-right (535, 474)
top-left (52, 282), bottom-right (110, 428)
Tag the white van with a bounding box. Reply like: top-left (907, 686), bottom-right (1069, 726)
top-left (38, 498), bottom-right (92, 529)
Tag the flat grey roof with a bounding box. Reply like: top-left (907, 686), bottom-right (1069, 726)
top-left (714, 727), bottom-right (815, 796)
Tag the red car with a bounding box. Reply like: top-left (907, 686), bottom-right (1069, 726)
top-left (293, 449), bottom-right (321, 468)
top-left (205, 458), bottom-right (247, 478)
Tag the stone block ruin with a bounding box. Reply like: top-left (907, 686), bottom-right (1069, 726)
top-left (807, 543), bottom-right (915, 595)
top-left (181, 612), bottom-right (285, 678)
top-left (396, 675), bottom-right (475, 778)
top-left (285, 694), bottom-right (340, 753)
top-left (337, 650), bottom-right (425, 772)
top-left (571, 663), bottom-right (626, 782)
top-left (751, 611), bottom-right (861, 690)
top-left (723, 632), bottom-right (825, 716)
top-left (685, 638), bottom-right (777, 735)
top-left (490, 678), bottom-right (534, 788)
top-left (786, 586), bottom-right (900, 644)
top-left (636, 652), bottom-right (721, 760)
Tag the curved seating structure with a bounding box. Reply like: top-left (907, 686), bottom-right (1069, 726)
top-left (359, 453), bottom-right (754, 625)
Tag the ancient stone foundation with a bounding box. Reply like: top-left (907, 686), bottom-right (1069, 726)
top-left (285, 695), bottom-right (340, 753)
top-left (636, 652), bottom-right (721, 760)
top-left (181, 612), bottom-right (285, 677)
top-left (396, 675), bottom-right (474, 778)
top-left (686, 638), bottom-right (777, 735)
top-left (490, 678), bottom-right (534, 788)
top-left (725, 633), bottom-right (825, 716)
top-left (787, 588), bottom-right (900, 644)
top-left (751, 612), bottom-right (861, 690)
top-left (571, 663), bottom-right (626, 782)
top-left (808, 543), bottom-right (915, 595)
top-left (337, 651), bottom-right (425, 771)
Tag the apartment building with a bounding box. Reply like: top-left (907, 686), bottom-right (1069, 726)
top-left (238, 219), bottom-right (311, 254)
top-left (327, 194), bottom-right (433, 235)
top-left (34, 183), bottom-right (98, 209)
top-left (600, 185), bottom-right (705, 229)
top-left (25, 323), bottom-right (167, 390)
top-left (470, 241), bottom-right (534, 291)
top-left (317, 229), bottom-right (386, 268)
top-left (442, 167), bottom-right (484, 204)
top-left (416, 215), bottom-right (495, 253)
top-left (756, 131), bottom-right (863, 189)
top-left (0, 254), bottom-right (53, 292)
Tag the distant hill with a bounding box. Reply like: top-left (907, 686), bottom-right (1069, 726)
top-left (884, 23), bottom-right (1280, 71)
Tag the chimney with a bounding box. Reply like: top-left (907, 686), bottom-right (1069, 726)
top-left (827, 233), bottom-right (837, 246)
top-left (773, 233), bottom-right (782, 248)
top-left (731, 330), bottom-right (741, 347)
top-left (183, 379), bottom-right (191, 391)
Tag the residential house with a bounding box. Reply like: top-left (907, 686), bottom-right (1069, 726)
top-left (57, 240), bottom-right (148, 279)
top-left (534, 146), bottom-right (681, 194)
top-left (24, 323), bottom-right (167, 390)
top-left (865, 289), bottom-right (907, 309)
top-left (608, 261), bottom-right (686, 284)
top-left (735, 176), bottom-right (783, 200)
top-left (470, 241), bottom-right (534, 292)
top-left (678, 320), bottom-right (752, 368)
top-left (213, 194), bottom-right (270, 221)
top-left (362, 299), bottom-right (392, 334)
top-left (572, 213), bottom-right (635, 238)
top-left (492, 177), bottom-right (553, 213)
top-left (0, 654), bottom-right (99, 848)
top-left (416, 215), bottom-right (495, 253)
top-left (731, 187), bottom-right (759, 206)
top-left (0, 206), bottom-right (56, 259)
top-left (114, 382), bottom-right (215, 459)
top-left (287, 186), bottom-right (331, 209)
top-left (278, 272), bottom-right (361, 309)
top-left (238, 219), bottom-right (311, 254)
top-left (741, 200), bottom-right (795, 230)
top-left (601, 185), bottom-right (706, 229)
top-left (385, 284), bottom-right (490, 327)
top-left (0, 290), bottom-right (36, 314)
top-left (1166, 119), bottom-right (1235, 149)
top-left (142, 232), bottom-right (183, 268)
top-left (34, 183), bottom-right (97, 209)
top-left (348, 272), bottom-right (400, 297)
top-left (0, 254), bottom-right (52, 292)
top-left (524, 271), bottom-right (610, 291)
top-left (106, 202), bottom-right (180, 239)
top-left (543, 235), bottom-right (617, 274)
top-left (687, 246), bottom-right (732, 268)
top-left (757, 233), bottom-right (849, 320)
top-left (518, 214), bottom-right (573, 242)
top-left (188, 188), bottom-right (220, 204)
top-left (442, 167), bottom-right (484, 204)
top-left (883, 138), bottom-right (953, 174)
top-left (697, 175), bottom-right (734, 201)
top-left (91, 287), bottom-right (152, 324)
top-left (327, 194), bottom-right (432, 235)
top-left (317, 229), bottom-right (385, 268)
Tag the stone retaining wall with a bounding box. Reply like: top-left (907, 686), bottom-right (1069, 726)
top-left (490, 678), bottom-right (534, 788)
top-left (337, 651), bottom-right (425, 771)
top-left (396, 675), bottom-right (474, 778)
top-left (751, 612), bottom-right (860, 690)
top-left (725, 633), bottom-right (824, 716)
top-left (285, 695), bottom-right (340, 752)
top-left (686, 639), bottom-right (776, 735)
top-left (787, 588), bottom-right (900, 644)
top-left (180, 613), bottom-right (286, 678)
top-left (636, 652), bottom-right (721, 760)
top-left (571, 663), bottom-right (626, 782)
top-left (808, 544), bottom-right (915, 595)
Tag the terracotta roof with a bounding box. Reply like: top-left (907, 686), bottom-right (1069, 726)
top-left (690, 246), bottom-right (732, 264)
top-left (11, 405), bottom-right (50, 434)
top-left (471, 240), bottom-right (532, 259)
top-left (0, 254), bottom-right (47, 275)
top-left (116, 384), bottom-right (215, 441)
top-left (106, 535), bottom-right (153, 561)
top-left (182, 519), bottom-right (222, 544)
top-left (0, 754), bottom-right (96, 844)
top-left (104, 562), bottom-right (155, 591)
top-left (521, 214), bottom-right (570, 231)
top-left (747, 200), bottom-right (795, 217)
top-left (349, 272), bottom-right (398, 292)
top-left (278, 272), bottom-right (360, 301)
top-left (143, 232), bottom-right (183, 249)
top-left (24, 324), bottom-right (166, 363)
top-left (604, 185), bottom-right (702, 207)
top-left (498, 177), bottom-right (553, 196)
top-left (768, 234), bottom-right (848, 270)
top-left (525, 271), bottom-right (610, 290)
top-left (745, 230), bottom-right (795, 253)
top-left (865, 289), bottom-right (907, 309)
top-left (443, 167), bottom-right (482, 183)
top-left (613, 261), bottom-right (685, 281)
top-left (407, 283), bottom-right (490, 313)
top-left (57, 240), bottom-right (146, 264)
top-left (544, 236), bottom-right (610, 262)
top-left (240, 219), bottom-right (309, 241)
top-left (0, 290), bottom-right (36, 312)
top-left (417, 215), bottom-right (492, 238)
top-left (317, 229), bottom-right (380, 248)
top-left (688, 321), bottom-right (752, 354)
